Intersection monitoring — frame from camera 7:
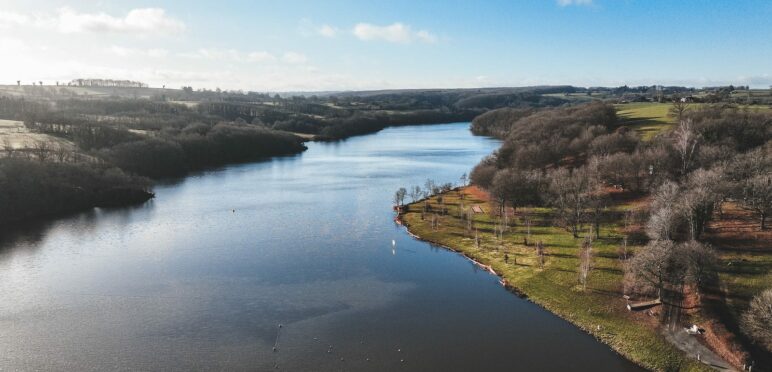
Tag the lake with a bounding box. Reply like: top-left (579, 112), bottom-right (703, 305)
top-left (0, 123), bottom-right (643, 371)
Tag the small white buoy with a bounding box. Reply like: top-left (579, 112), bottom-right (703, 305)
top-left (392, 239), bottom-right (396, 247)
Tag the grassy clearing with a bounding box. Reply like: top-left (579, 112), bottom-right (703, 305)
top-left (615, 102), bottom-right (772, 142)
top-left (615, 103), bottom-right (674, 141)
top-left (400, 187), bottom-right (710, 371)
top-left (0, 119), bottom-right (80, 152)
top-left (542, 92), bottom-right (599, 103)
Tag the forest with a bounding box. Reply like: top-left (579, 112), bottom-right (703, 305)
top-left (460, 101), bottom-right (771, 368)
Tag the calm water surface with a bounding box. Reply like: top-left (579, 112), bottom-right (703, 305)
top-left (0, 123), bottom-right (643, 371)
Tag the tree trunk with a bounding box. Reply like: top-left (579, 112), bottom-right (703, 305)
top-left (594, 219), bottom-right (600, 239)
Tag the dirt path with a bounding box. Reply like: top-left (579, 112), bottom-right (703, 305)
top-left (663, 328), bottom-right (736, 371)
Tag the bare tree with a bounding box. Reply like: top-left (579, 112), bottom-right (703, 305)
top-left (682, 240), bottom-right (718, 301)
top-left (408, 185), bottom-right (422, 203)
top-left (741, 288), bottom-right (772, 352)
top-left (393, 187), bottom-right (407, 206)
top-left (588, 189), bottom-right (608, 240)
top-left (619, 209), bottom-right (637, 260)
top-left (32, 141), bottom-right (52, 162)
top-left (672, 119), bottom-right (700, 177)
top-left (536, 241), bottom-right (545, 269)
top-left (669, 95), bottom-right (691, 122)
top-left (646, 181), bottom-right (681, 240)
top-left (465, 209), bottom-right (474, 235)
top-left (53, 146), bottom-right (71, 162)
top-left (626, 240), bottom-right (677, 299)
top-left (1, 137), bottom-right (15, 157)
top-left (739, 174), bottom-right (772, 230)
top-left (424, 179), bottom-right (437, 197)
top-left (548, 167), bottom-right (590, 238)
top-left (522, 207), bottom-right (532, 246)
top-left (679, 169), bottom-right (722, 240)
top-left (408, 186), bottom-right (417, 203)
top-left (578, 236), bottom-right (593, 291)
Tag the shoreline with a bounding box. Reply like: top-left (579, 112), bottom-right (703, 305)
top-left (395, 188), bottom-right (714, 372)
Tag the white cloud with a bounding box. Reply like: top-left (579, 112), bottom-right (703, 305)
top-left (58, 7), bottom-right (185, 34)
top-left (108, 46), bottom-right (168, 58)
top-left (0, 7), bottom-right (185, 34)
top-left (0, 11), bottom-right (30, 29)
top-left (247, 51), bottom-right (276, 62)
top-left (557, 0), bottom-right (593, 7)
top-left (318, 24), bottom-right (338, 38)
top-left (282, 52), bottom-right (307, 64)
top-left (193, 48), bottom-right (242, 61)
top-left (415, 30), bottom-right (438, 44)
top-left (353, 22), bottom-right (437, 44)
top-left (181, 49), bottom-right (291, 64)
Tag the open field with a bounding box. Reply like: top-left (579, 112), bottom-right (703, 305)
top-left (399, 187), bottom-right (739, 371)
top-left (615, 103), bottom-right (674, 140)
top-left (0, 119), bottom-right (81, 154)
top-left (616, 102), bottom-right (772, 141)
top-left (542, 92), bottom-right (600, 103)
top-left (0, 85), bottom-right (176, 99)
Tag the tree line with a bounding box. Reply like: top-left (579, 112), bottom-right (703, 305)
top-left (0, 158), bottom-right (153, 225)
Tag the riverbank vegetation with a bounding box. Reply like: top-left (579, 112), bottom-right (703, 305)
top-left (399, 101), bottom-right (771, 371)
top-left (0, 158), bottom-right (152, 225)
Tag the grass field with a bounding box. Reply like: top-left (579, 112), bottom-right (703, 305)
top-left (0, 119), bottom-right (80, 153)
top-left (615, 102), bottom-right (772, 141)
top-left (614, 103), bottom-right (674, 140)
top-left (400, 187), bottom-right (714, 371)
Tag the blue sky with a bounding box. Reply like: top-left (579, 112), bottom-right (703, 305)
top-left (1, 0), bottom-right (770, 91)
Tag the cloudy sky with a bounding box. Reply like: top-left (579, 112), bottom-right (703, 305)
top-left (1, 0), bottom-right (770, 91)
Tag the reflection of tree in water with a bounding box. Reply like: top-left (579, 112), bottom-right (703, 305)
top-left (0, 201), bottom-right (154, 258)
